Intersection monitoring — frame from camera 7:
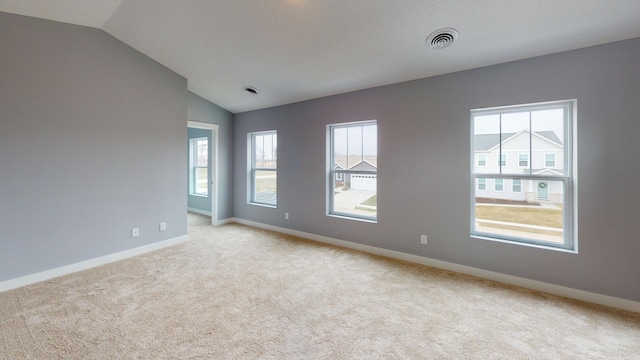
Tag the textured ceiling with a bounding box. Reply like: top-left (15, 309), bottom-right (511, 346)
top-left (2, 0), bottom-right (640, 113)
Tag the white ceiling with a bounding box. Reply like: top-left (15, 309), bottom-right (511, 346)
top-left (2, 0), bottom-right (640, 113)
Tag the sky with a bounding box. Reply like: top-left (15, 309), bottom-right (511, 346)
top-left (474, 108), bottom-right (565, 138)
top-left (333, 124), bottom-right (377, 156)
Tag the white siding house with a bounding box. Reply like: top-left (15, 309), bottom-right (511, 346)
top-left (474, 130), bottom-right (564, 203)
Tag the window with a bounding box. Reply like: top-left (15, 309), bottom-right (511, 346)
top-left (249, 131), bottom-right (277, 206)
top-left (477, 178), bottom-right (486, 191)
top-left (498, 154), bottom-right (507, 167)
top-left (518, 154), bottom-right (529, 167)
top-left (477, 154), bottom-right (487, 167)
top-left (512, 179), bottom-right (522, 192)
top-left (471, 100), bottom-right (576, 251)
top-left (328, 120), bottom-right (377, 221)
top-left (545, 153), bottom-right (556, 168)
top-left (189, 138), bottom-right (208, 196)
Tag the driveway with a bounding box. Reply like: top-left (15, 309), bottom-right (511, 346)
top-left (334, 189), bottom-right (376, 216)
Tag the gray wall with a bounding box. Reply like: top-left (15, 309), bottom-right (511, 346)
top-left (234, 37), bottom-right (640, 302)
top-left (187, 127), bottom-right (212, 213)
top-left (0, 12), bottom-right (188, 282)
top-left (187, 92), bottom-right (234, 220)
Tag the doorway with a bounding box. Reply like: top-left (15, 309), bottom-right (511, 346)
top-left (537, 180), bottom-right (549, 200)
top-left (187, 121), bottom-right (219, 226)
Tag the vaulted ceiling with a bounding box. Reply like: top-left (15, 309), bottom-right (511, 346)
top-left (2, 0), bottom-right (639, 113)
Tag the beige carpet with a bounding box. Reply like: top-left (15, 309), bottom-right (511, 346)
top-left (1, 214), bottom-right (639, 359)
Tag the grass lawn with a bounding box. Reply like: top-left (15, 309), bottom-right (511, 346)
top-left (255, 173), bottom-right (277, 192)
top-left (361, 195), bottom-right (377, 206)
top-left (475, 205), bottom-right (562, 228)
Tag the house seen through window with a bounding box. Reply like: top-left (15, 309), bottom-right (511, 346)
top-left (328, 120), bottom-right (377, 221)
top-left (471, 100), bottom-right (576, 250)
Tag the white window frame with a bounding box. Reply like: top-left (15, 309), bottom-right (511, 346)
top-left (477, 154), bottom-right (487, 167)
top-left (498, 153), bottom-right (507, 167)
top-left (327, 120), bottom-right (377, 222)
top-left (545, 153), bottom-right (556, 168)
top-left (470, 99), bottom-right (577, 252)
top-left (249, 130), bottom-right (277, 207)
top-left (518, 153), bottom-right (529, 168)
top-left (494, 178), bottom-right (504, 192)
top-left (189, 137), bottom-right (208, 197)
top-left (512, 179), bottom-right (522, 193)
top-left (477, 178), bottom-right (486, 191)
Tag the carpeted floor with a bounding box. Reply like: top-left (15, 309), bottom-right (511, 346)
top-left (1, 213), bottom-right (639, 359)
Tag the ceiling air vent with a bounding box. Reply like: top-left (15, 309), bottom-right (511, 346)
top-left (243, 86), bottom-right (259, 95)
top-left (426, 28), bottom-right (459, 50)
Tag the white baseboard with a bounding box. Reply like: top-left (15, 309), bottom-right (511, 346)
top-left (0, 235), bottom-right (189, 293)
top-left (216, 218), bottom-right (235, 226)
top-left (231, 218), bottom-right (640, 314)
top-left (188, 208), bottom-right (212, 216)
top-left (186, 210), bottom-right (232, 227)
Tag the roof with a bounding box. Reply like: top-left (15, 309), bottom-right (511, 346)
top-left (474, 130), bottom-right (562, 151)
top-left (531, 168), bottom-right (564, 176)
top-left (334, 156), bottom-right (377, 170)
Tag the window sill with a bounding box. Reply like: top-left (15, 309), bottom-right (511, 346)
top-left (327, 213), bottom-right (377, 224)
top-left (190, 193), bottom-right (209, 198)
top-left (470, 234), bottom-right (577, 254)
top-left (249, 202), bottom-right (277, 209)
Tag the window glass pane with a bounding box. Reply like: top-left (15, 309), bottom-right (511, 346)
top-left (362, 124), bottom-right (377, 169)
top-left (271, 134), bottom-right (277, 166)
top-left (194, 167), bottom-right (208, 195)
top-left (258, 134), bottom-right (276, 169)
top-left (347, 126), bottom-right (363, 168)
top-left (513, 179), bottom-right (522, 192)
top-left (473, 114), bottom-right (499, 174)
top-left (477, 154), bottom-right (486, 166)
top-left (254, 135), bottom-right (265, 168)
top-left (531, 108), bottom-right (564, 175)
top-left (477, 178), bottom-right (486, 191)
top-left (474, 180), bottom-right (564, 244)
top-left (263, 134), bottom-right (272, 167)
top-left (499, 112), bottom-right (530, 175)
top-left (518, 154), bottom-right (529, 167)
top-left (195, 139), bottom-right (208, 167)
top-left (494, 178), bottom-right (504, 191)
top-left (498, 154), bottom-right (507, 167)
top-left (333, 172), bottom-right (376, 218)
top-left (333, 127), bottom-right (348, 170)
top-left (254, 170), bottom-right (277, 205)
top-left (545, 154), bottom-right (556, 167)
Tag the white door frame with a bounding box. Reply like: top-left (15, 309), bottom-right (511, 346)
top-left (188, 121), bottom-right (219, 226)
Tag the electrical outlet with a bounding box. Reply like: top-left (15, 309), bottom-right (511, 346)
top-left (285, 212), bottom-right (289, 220)
top-left (420, 235), bottom-right (428, 244)
top-left (131, 228), bottom-right (140, 238)
top-left (159, 222), bottom-right (167, 231)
